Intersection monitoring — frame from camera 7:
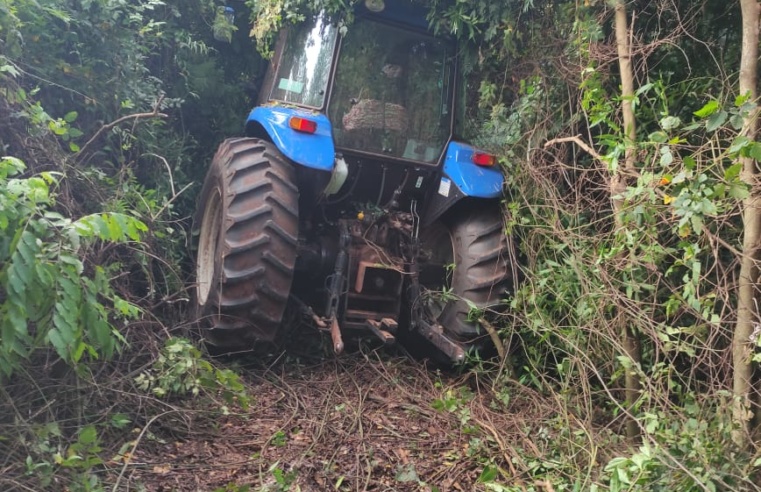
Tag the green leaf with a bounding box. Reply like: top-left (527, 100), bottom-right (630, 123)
top-left (48, 121), bottom-right (67, 136)
top-left (659, 115), bottom-right (681, 131)
top-left (0, 358), bottom-right (13, 378)
top-left (0, 63), bottom-right (20, 77)
top-left (71, 341), bottom-right (87, 363)
top-left (114, 296), bottom-right (140, 318)
top-left (1, 156), bottom-right (26, 175)
top-left (659, 147), bottom-right (673, 166)
top-left (725, 163), bottom-right (743, 181)
top-left (672, 171), bottom-right (688, 184)
top-left (694, 100), bottom-right (719, 118)
top-left (107, 214), bottom-right (123, 240)
top-left (706, 110), bottom-right (728, 132)
top-left (736, 93), bottom-right (751, 107)
top-left (478, 465), bottom-right (499, 483)
top-left (729, 135), bottom-right (751, 154)
top-left (53, 307), bottom-right (76, 339)
top-left (17, 230), bottom-right (40, 267)
top-left (81, 214), bottom-right (110, 240)
top-left (729, 183), bottom-right (750, 200)
top-left (47, 329), bottom-right (68, 359)
top-left (59, 254), bottom-right (84, 275)
top-left (110, 414), bottom-right (131, 429)
top-left (749, 143), bottom-right (761, 161)
top-left (78, 425), bottom-right (97, 445)
top-left (7, 264), bottom-right (27, 296)
top-left (42, 7), bottom-right (72, 23)
top-left (89, 316), bottom-right (114, 355)
top-left (730, 113), bottom-right (744, 130)
top-left (58, 274), bottom-right (81, 302)
top-left (690, 215), bottom-right (704, 235)
top-left (63, 111), bottom-right (78, 123)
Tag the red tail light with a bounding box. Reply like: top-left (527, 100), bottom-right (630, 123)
top-left (472, 152), bottom-right (496, 167)
top-left (289, 116), bottom-right (317, 134)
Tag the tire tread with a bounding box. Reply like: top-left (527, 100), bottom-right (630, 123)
top-left (195, 138), bottom-right (299, 346)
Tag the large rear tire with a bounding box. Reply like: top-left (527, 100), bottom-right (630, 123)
top-left (419, 206), bottom-right (512, 347)
top-left (195, 138), bottom-right (299, 347)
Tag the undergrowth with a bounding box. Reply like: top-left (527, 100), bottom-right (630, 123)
top-left (466, 2), bottom-right (761, 489)
top-left (0, 0), bottom-right (257, 490)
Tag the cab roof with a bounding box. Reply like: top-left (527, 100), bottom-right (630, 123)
top-left (355, 0), bottom-right (431, 31)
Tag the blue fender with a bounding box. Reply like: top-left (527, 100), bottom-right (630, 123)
top-left (441, 142), bottom-right (503, 198)
top-left (245, 106), bottom-right (335, 172)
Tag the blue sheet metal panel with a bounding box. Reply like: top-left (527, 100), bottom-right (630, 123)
top-left (246, 106), bottom-right (335, 171)
top-left (442, 141), bottom-right (503, 198)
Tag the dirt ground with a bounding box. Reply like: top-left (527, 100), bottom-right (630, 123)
top-left (119, 350), bottom-right (561, 492)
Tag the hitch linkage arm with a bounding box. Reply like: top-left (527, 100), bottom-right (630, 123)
top-left (325, 222), bottom-right (350, 354)
top-left (407, 246), bottom-right (466, 364)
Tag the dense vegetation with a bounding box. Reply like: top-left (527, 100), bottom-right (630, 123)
top-left (1, 0), bottom-right (761, 490)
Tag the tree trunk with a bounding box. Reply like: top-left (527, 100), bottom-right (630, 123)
top-left (733, 0), bottom-right (761, 448)
top-left (613, 0), bottom-right (642, 440)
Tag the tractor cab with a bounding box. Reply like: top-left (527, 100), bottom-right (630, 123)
top-left (267, 8), bottom-right (455, 164)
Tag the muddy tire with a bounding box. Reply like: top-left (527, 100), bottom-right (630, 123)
top-left (419, 206), bottom-right (512, 346)
top-left (195, 138), bottom-right (299, 347)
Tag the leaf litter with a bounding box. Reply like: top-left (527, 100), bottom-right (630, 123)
top-left (119, 351), bottom-right (575, 492)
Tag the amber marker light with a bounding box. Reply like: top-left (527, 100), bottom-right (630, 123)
top-left (472, 152), bottom-right (496, 167)
top-left (289, 116), bottom-right (318, 134)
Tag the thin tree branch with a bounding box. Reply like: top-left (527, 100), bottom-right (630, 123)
top-left (77, 96), bottom-right (168, 158)
top-left (111, 410), bottom-right (177, 492)
top-left (479, 317), bottom-right (506, 361)
top-left (544, 135), bottom-right (604, 163)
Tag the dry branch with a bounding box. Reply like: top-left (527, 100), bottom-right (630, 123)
top-left (77, 96), bottom-right (168, 159)
top-left (544, 134), bottom-right (604, 163)
top-left (479, 317), bottom-right (506, 361)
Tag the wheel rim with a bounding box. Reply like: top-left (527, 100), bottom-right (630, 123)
top-left (419, 221), bottom-right (456, 320)
top-left (197, 188), bottom-right (222, 305)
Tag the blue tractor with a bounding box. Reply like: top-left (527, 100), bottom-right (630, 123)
top-left (194, 0), bottom-right (513, 362)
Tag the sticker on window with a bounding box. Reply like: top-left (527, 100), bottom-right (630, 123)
top-left (438, 177), bottom-right (451, 197)
top-left (278, 78), bottom-right (304, 94)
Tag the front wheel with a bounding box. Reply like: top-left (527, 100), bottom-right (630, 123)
top-left (419, 206), bottom-right (513, 347)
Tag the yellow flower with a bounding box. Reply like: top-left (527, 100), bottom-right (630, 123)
top-left (663, 194), bottom-right (674, 205)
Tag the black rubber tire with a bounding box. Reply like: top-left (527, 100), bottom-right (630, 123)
top-left (420, 206), bottom-right (512, 345)
top-left (194, 138), bottom-right (299, 347)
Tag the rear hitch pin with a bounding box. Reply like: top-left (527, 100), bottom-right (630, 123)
top-left (410, 199), bottom-right (420, 239)
top-left (330, 317), bottom-right (344, 354)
